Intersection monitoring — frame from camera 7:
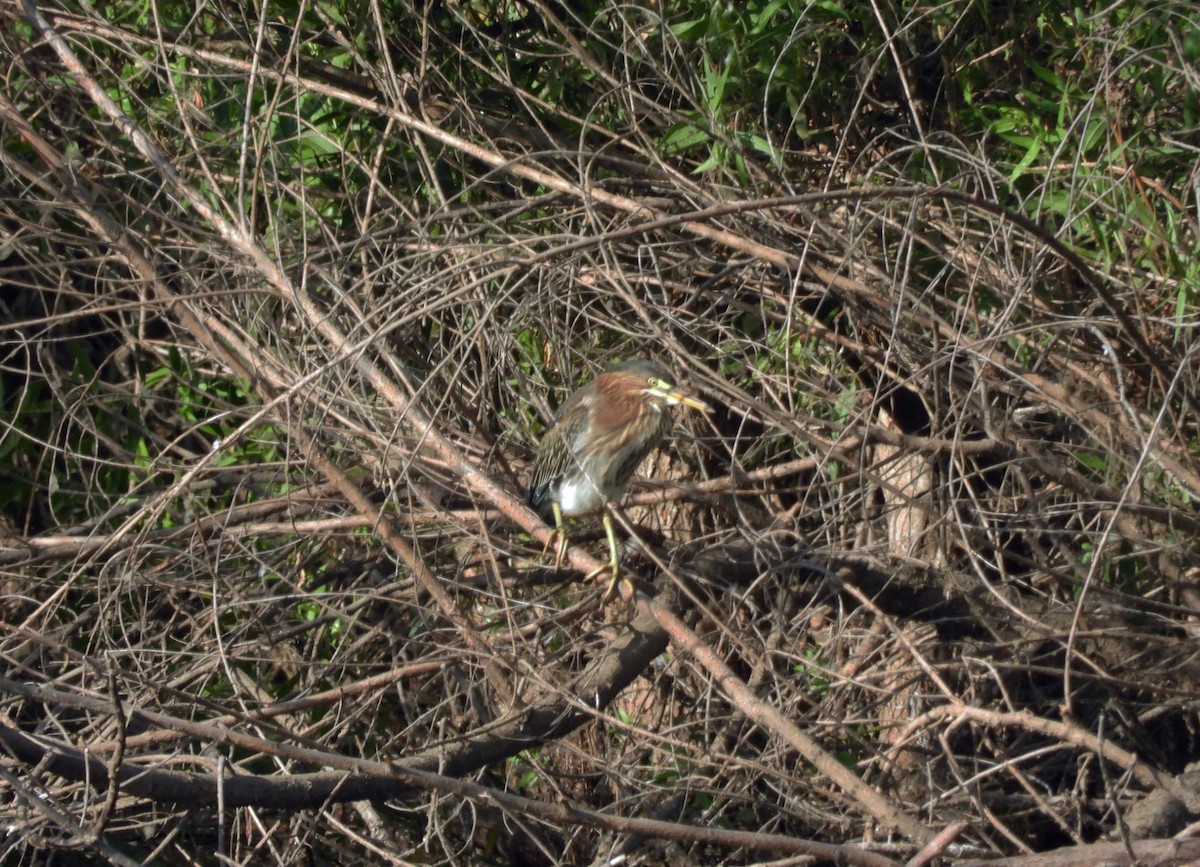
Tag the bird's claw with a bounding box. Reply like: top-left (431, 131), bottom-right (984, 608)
top-left (586, 560), bottom-right (628, 604)
top-left (541, 528), bottom-right (569, 571)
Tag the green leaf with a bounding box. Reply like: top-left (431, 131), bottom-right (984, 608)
top-left (661, 123), bottom-right (710, 154)
top-left (670, 17), bottom-right (708, 38)
top-left (1009, 136), bottom-right (1043, 182)
top-left (704, 55), bottom-right (732, 113)
top-left (810, 0), bottom-right (851, 19)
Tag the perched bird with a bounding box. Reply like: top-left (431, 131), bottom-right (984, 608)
top-left (526, 358), bottom-right (712, 600)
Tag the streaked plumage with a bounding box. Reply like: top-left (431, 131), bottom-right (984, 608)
top-left (526, 358), bottom-right (711, 599)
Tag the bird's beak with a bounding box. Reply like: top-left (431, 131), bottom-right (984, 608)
top-left (666, 389), bottom-right (713, 413)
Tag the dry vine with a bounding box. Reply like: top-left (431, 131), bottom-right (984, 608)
top-left (1, 0), bottom-right (1199, 864)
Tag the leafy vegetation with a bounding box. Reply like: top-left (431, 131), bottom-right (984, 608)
top-left (2, 0), bottom-right (1200, 863)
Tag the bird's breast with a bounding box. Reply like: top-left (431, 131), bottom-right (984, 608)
top-left (555, 474), bottom-right (606, 516)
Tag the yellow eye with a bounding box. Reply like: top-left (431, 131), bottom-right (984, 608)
top-left (647, 377), bottom-right (666, 389)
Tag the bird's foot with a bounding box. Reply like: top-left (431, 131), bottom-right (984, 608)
top-left (541, 528), bottom-right (569, 571)
top-left (586, 562), bottom-right (632, 604)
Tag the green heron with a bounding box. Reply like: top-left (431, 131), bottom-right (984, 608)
top-left (526, 358), bottom-right (712, 600)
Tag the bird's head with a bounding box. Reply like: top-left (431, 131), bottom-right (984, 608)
top-left (606, 359), bottom-right (712, 414)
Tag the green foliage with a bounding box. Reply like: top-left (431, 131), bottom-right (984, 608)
top-left (793, 648), bottom-right (831, 696)
top-left (5, 0), bottom-right (1200, 861)
top-left (662, 0), bottom-right (861, 184)
top-left (1079, 539), bottom-right (1143, 592)
top-left (944, 2), bottom-right (1200, 285)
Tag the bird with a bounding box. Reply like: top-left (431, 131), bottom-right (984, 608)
top-left (526, 358), bottom-right (712, 601)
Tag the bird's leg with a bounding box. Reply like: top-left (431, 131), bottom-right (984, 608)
top-left (597, 511), bottom-right (629, 603)
top-left (543, 501), bottom-right (569, 570)
top-left (544, 505), bottom-right (627, 601)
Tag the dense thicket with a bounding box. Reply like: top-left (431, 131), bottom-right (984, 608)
top-left (2, 1), bottom-right (1200, 863)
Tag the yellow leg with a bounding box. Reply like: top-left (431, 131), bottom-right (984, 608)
top-left (598, 511), bottom-right (629, 603)
top-left (543, 501), bottom-right (569, 570)
top-left (545, 505), bottom-right (628, 601)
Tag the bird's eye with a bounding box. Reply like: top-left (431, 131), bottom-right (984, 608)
top-left (647, 377), bottom-right (665, 389)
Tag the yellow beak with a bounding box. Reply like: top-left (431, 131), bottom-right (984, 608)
top-left (666, 389), bottom-right (713, 413)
